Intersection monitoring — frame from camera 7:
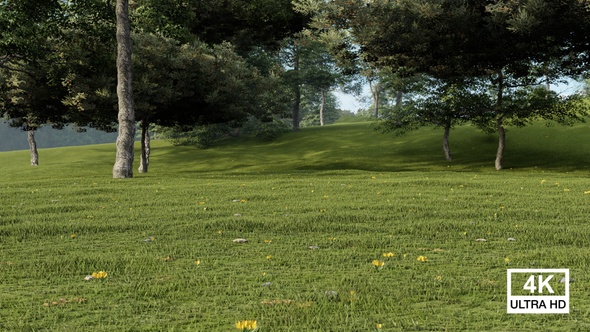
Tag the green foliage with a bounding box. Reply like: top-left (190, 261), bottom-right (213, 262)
top-left (132, 0), bottom-right (308, 52)
top-left (157, 124), bottom-right (232, 149)
top-left (3, 123), bottom-right (590, 330)
top-left (250, 117), bottom-right (291, 141)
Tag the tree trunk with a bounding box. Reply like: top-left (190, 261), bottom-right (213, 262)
top-left (113, 0), bottom-right (136, 179)
top-left (292, 47), bottom-right (301, 131)
top-left (27, 130), bottom-right (39, 166)
top-left (443, 120), bottom-right (452, 161)
top-left (369, 79), bottom-right (380, 118)
top-left (495, 116), bottom-right (506, 170)
top-left (138, 120), bottom-right (150, 173)
top-left (319, 89), bottom-right (325, 126)
top-left (494, 70), bottom-right (505, 171)
top-left (395, 90), bottom-right (403, 109)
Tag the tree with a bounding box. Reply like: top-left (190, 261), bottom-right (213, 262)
top-left (131, 33), bottom-right (199, 173)
top-left (378, 79), bottom-right (490, 161)
top-left (0, 0), bottom-right (65, 165)
top-left (113, 0), bottom-right (135, 178)
top-left (281, 31), bottom-right (343, 128)
top-left (300, 86), bottom-right (341, 126)
top-left (0, 64), bottom-right (67, 165)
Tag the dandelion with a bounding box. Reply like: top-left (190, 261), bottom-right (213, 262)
top-left (261, 272), bottom-right (266, 277)
top-left (372, 260), bottom-right (385, 268)
top-left (264, 239), bottom-right (272, 244)
top-left (71, 233), bottom-right (77, 239)
top-left (235, 320), bottom-right (257, 331)
top-left (382, 252), bottom-right (395, 258)
top-left (266, 255), bottom-right (272, 260)
top-left (417, 255), bottom-right (428, 262)
top-left (376, 323), bottom-right (383, 329)
top-left (194, 260), bottom-right (201, 266)
top-left (348, 290), bottom-right (357, 303)
top-left (435, 275), bottom-right (443, 282)
top-left (91, 271), bottom-right (108, 279)
top-left (504, 257), bottom-right (510, 263)
top-left (217, 230), bottom-right (222, 235)
top-left (585, 191), bottom-right (590, 195)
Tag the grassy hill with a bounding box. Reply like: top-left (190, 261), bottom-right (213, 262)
top-left (2, 121), bottom-right (590, 331)
top-left (4, 119), bottom-right (590, 175)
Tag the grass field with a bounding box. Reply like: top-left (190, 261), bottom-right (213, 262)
top-left (2, 120), bottom-right (590, 331)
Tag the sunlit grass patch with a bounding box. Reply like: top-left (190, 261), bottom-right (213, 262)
top-left (2, 122), bottom-right (590, 330)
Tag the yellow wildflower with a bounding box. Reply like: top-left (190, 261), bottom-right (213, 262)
top-left (417, 255), bottom-right (428, 262)
top-left (382, 252), bottom-right (395, 258)
top-left (71, 233), bottom-right (77, 239)
top-left (264, 239), bottom-right (272, 244)
top-left (371, 260), bottom-right (385, 268)
top-left (376, 323), bottom-right (383, 329)
top-left (266, 255), bottom-right (272, 260)
top-left (91, 271), bottom-right (108, 279)
top-left (235, 320), bottom-right (257, 331)
top-left (194, 260), bottom-right (201, 266)
top-left (435, 275), bottom-right (443, 282)
top-left (504, 257), bottom-right (510, 263)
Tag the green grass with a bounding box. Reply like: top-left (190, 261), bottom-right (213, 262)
top-left (2, 121), bottom-right (590, 331)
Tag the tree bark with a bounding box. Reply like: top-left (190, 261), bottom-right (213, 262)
top-left (113, 0), bottom-right (136, 178)
top-left (443, 120), bottom-right (452, 161)
top-left (494, 70), bottom-right (505, 171)
top-left (138, 120), bottom-right (150, 173)
top-left (368, 79), bottom-right (380, 118)
top-left (319, 89), bottom-right (325, 126)
top-left (292, 47), bottom-right (301, 131)
top-left (395, 90), bottom-right (403, 109)
top-left (27, 130), bottom-right (39, 166)
top-left (495, 116), bottom-right (506, 170)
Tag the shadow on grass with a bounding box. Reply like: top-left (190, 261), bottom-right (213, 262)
top-left (112, 122), bottom-right (590, 175)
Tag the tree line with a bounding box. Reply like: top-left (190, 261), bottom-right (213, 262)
top-left (297, 0), bottom-right (590, 170)
top-left (1, 0), bottom-right (589, 175)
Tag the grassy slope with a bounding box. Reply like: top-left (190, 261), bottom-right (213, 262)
top-left (1, 121), bottom-right (590, 331)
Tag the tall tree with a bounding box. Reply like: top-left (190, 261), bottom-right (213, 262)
top-left (113, 0), bottom-right (135, 178)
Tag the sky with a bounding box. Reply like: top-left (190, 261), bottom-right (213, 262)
top-left (335, 79), bottom-right (585, 113)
